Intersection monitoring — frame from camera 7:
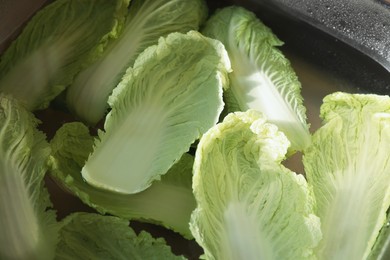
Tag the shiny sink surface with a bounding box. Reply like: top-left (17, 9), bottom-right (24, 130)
top-left (251, 0), bottom-right (390, 72)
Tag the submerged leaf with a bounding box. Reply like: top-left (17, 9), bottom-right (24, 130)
top-left (49, 122), bottom-right (196, 238)
top-left (0, 0), bottom-right (128, 110)
top-left (56, 212), bottom-right (185, 260)
top-left (0, 95), bottom-right (57, 260)
top-left (66, 0), bottom-right (208, 125)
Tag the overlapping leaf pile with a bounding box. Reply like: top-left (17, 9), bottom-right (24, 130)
top-left (1, 1), bottom-right (390, 259)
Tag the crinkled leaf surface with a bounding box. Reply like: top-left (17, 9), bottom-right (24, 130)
top-left (202, 6), bottom-right (311, 152)
top-left (55, 212), bottom-right (185, 260)
top-left (303, 92), bottom-right (390, 260)
top-left (0, 95), bottom-right (57, 260)
top-left (0, 0), bottom-right (128, 110)
top-left (49, 122), bottom-right (196, 238)
top-left (66, 0), bottom-right (208, 125)
top-left (190, 110), bottom-right (321, 260)
top-left (81, 31), bottom-right (230, 194)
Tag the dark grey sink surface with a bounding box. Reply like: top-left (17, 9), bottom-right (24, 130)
top-left (253, 0), bottom-right (390, 71)
top-left (236, 0), bottom-right (390, 95)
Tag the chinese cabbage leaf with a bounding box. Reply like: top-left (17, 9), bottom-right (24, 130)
top-left (304, 92), bottom-right (390, 260)
top-left (55, 212), bottom-right (184, 260)
top-left (190, 110), bottom-right (321, 260)
top-left (0, 0), bottom-right (128, 110)
top-left (0, 95), bottom-right (57, 260)
top-left (49, 122), bottom-right (196, 238)
top-left (81, 31), bottom-right (230, 194)
top-left (202, 6), bottom-right (311, 152)
top-left (66, 0), bottom-right (208, 125)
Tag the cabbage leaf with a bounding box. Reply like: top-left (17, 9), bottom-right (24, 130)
top-left (49, 122), bottom-right (196, 238)
top-left (0, 95), bottom-right (57, 260)
top-left (190, 110), bottom-right (321, 260)
top-left (81, 31), bottom-right (230, 194)
top-left (304, 92), bottom-right (390, 260)
top-left (202, 6), bottom-right (311, 153)
top-left (66, 0), bottom-right (208, 125)
top-left (55, 212), bottom-right (184, 260)
top-left (0, 0), bottom-right (128, 110)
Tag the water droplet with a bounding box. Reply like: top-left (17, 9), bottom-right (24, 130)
top-left (339, 20), bottom-right (347, 28)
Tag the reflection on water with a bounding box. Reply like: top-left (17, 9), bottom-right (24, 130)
top-left (282, 51), bottom-right (356, 174)
top-left (287, 51), bottom-right (356, 132)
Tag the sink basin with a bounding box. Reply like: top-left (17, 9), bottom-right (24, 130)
top-left (1, 0), bottom-right (390, 259)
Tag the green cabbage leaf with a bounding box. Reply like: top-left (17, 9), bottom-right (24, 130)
top-left (0, 0), bottom-right (128, 110)
top-left (66, 0), bottom-right (208, 125)
top-left (202, 6), bottom-right (311, 153)
top-left (304, 92), bottom-right (390, 260)
top-left (81, 31), bottom-right (230, 194)
top-left (55, 212), bottom-right (184, 260)
top-left (190, 110), bottom-right (321, 260)
top-left (0, 95), bottom-right (57, 260)
top-left (49, 122), bottom-right (196, 238)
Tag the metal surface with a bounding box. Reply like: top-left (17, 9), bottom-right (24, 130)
top-left (251, 0), bottom-right (390, 72)
top-left (231, 0), bottom-right (390, 95)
